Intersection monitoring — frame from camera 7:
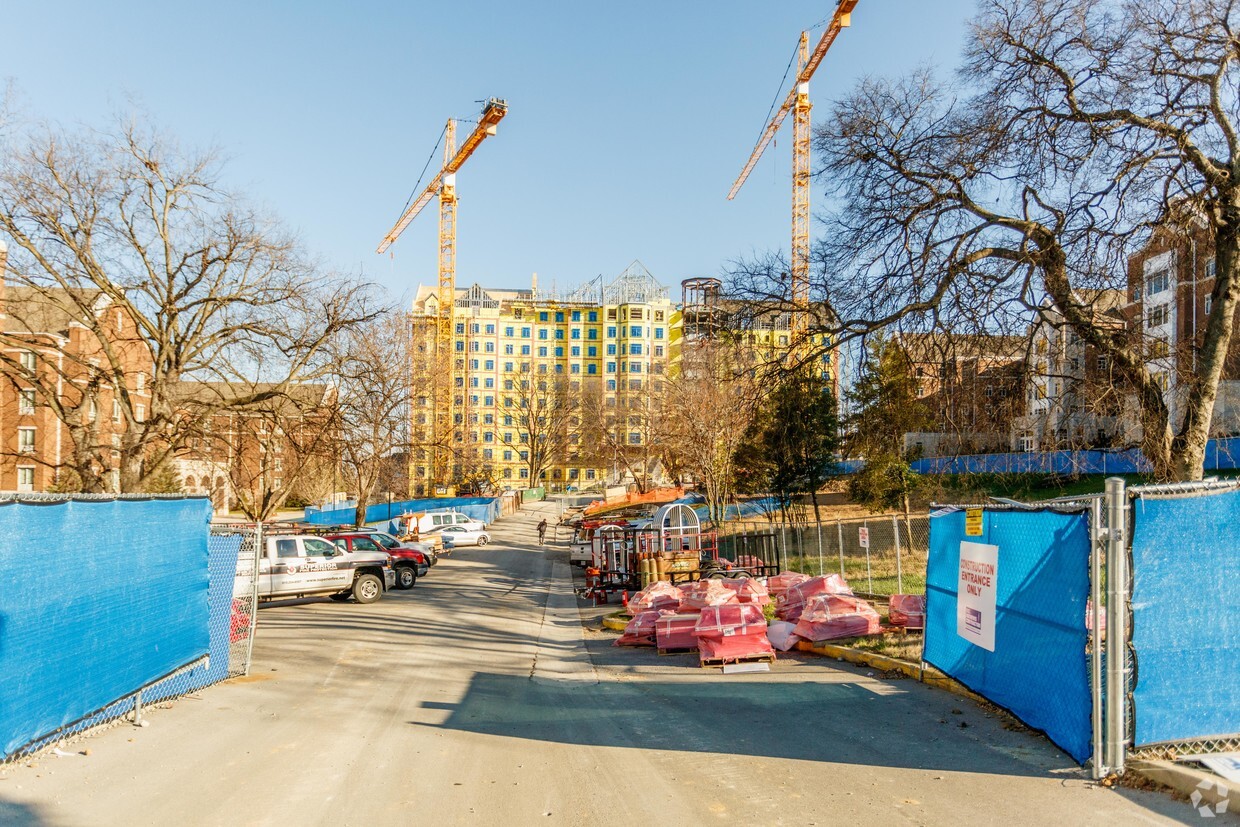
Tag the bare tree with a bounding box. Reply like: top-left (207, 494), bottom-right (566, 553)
top-left (503, 370), bottom-right (579, 487)
top-left (329, 310), bottom-right (411, 527)
top-left (0, 118), bottom-right (377, 492)
top-left (662, 343), bottom-right (761, 524)
top-left (579, 378), bottom-right (670, 493)
top-left (728, 0), bottom-right (1240, 481)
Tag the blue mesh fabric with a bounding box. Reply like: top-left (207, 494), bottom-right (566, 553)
top-left (924, 507), bottom-right (1092, 763)
top-left (1130, 490), bottom-right (1240, 746)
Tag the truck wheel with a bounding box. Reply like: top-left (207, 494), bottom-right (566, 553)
top-left (395, 565), bottom-right (417, 590)
top-left (352, 573), bottom-right (383, 604)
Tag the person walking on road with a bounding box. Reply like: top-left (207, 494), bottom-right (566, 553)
top-left (537, 518), bottom-right (548, 545)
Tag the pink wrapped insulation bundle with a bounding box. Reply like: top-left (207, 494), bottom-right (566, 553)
top-left (887, 594), bottom-right (926, 629)
top-left (792, 594), bottom-right (881, 642)
top-left (718, 577), bottom-right (772, 605)
top-left (676, 579), bottom-right (740, 613)
top-left (777, 574), bottom-right (854, 622)
top-left (766, 571), bottom-right (810, 600)
top-left (615, 610), bottom-right (665, 647)
top-left (695, 603), bottom-right (774, 662)
top-left (627, 581), bottom-right (683, 616)
top-left (655, 613), bottom-right (701, 651)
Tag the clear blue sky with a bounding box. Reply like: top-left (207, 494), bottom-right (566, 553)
top-left (3, 1), bottom-right (979, 308)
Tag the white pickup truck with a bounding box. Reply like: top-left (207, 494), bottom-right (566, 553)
top-left (242, 534), bottom-right (396, 604)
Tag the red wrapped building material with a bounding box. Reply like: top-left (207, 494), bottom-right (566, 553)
top-left (766, 571), bottom-right (810, 600)
top-left (777, 574), bottom-right (854, 622)
top-left (695, 603), bottom-right (774, 662)
top-left (677, 579), bottom-right (740, 613)
top-left (655, 613), bottom-right (701, 651)
top-left (718, 576), bottom-right (772, 605)
top-left (887, 594), bottom-right (926, 629)
top-left (627, 581), bottom-right (683, 616)
top-left (614, 610), bottom-right (666, 647)
top-left (792, 594), bottom-right (881, 642)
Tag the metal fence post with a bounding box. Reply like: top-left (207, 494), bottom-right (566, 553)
top-left (816, 520), bottom-right (825, 576)
top-left (864, 519), bottom-right (873, 593)
top-left (780, 524), bottom-right (788, 572)
top-left (891, 515), bottom-right (903, 595)
top-left (245, 521), bottom-right (262, 677)
top-left (1104, 477), bottom-right (1128, 775)
top-left (836, 518), bottom-right (845, 578)
top-left (1089, 495), bottom-right (1105, 779)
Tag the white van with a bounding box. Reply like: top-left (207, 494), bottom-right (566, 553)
top-left (411, 510), bottom-right (487, 534)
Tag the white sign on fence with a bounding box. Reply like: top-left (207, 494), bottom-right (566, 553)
top-left (957, 540), bottom-right (999, 651)
top-left (858, 527), bottom-right (870, 548)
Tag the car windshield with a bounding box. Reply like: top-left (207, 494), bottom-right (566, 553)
top-left (369, 534), bottom-right (398, 549)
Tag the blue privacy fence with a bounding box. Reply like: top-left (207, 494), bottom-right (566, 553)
top-left (909, 435), bottom-right (1240, 475)
top-left (924, 506), bottom-right (1093, 763)
top-left (1129, 487), bottom-right (1240, 748)
top-left (0, 497), bottom-right (214, 760)
top-left (305, 496), bottom-right (502, 527)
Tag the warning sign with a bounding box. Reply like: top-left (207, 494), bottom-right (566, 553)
top-left (965, 508), bottom-right (984, 536)
top-left (957, 540), bottom-right (998, 651)
top-left (858, 527), bottom-right (869, 548)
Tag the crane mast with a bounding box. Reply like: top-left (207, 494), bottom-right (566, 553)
top-left (728, 2), bottom-right (857, 338)
top-left (378, 98), bottom-right (508, 489)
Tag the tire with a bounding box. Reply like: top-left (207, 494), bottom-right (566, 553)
top-left (477, 535), bottom-right (489, 546)
top-left (329, 592), bottom-right (352, 602)
top-left (352, 573), bottom-right (383, 604)
top-left (395, 565), bottom-right (417, 590)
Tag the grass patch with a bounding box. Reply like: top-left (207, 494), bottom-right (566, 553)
top-left (842, 632), bottom-right (925, 664)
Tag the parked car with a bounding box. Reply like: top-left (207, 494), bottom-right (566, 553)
top-left (326, 533), bottom-right (429, 590)
top-left (366, 531), bottom-right (437, 566)
top-left (410, 510), bottom-right (487, 534)
top-left (435, 525), bottom-right (492, 547)
top-left (238, 533), bottom-right (395, 604)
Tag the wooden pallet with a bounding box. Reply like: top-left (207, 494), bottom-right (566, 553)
top-left (657, 646), bottom-right (697, 656)
top-left (700, 652), bottom-right (776, 668)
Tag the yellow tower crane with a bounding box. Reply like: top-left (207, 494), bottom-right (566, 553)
top-left (728, 1), bottom-right (857, 336)
top-left (378, 97), bottom-right (508, 488)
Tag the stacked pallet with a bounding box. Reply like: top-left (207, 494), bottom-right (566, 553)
top-left (887, 594), bottom-right (926, 629)
top-left (792, 594), bottom-right (882, 642)
top-left (695, 604), bottom-right (775, 666)
top-left (776, 574), bottom-right (854, 623)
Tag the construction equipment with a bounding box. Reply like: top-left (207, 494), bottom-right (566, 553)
top-left (728, 2), bottom-right (857, 335)
top-left (377, 98), bottom-right (508, 485)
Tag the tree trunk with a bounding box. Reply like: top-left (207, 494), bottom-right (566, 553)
top-left (354, 500), bottom-right (367, 528)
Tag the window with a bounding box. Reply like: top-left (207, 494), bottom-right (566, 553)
top-left (630, 363), bottom-right (642, 374)
top-left (571, 328), bottom-right (581, 339)
top-left (1019, 435), bottom-right (1036, 452)
top-left (470, 342), bottom-right (480, 352)
top-left (630, 308), bottom-right (643, 320)
top-left (555, 346), bottom-right (564, 357)
top-left (521, 327), bottom-right (531, 337)
top-left (1205, 295), bottom-right (1213, 315)
top-left (276, 539), bottom-right (300, 558)
top-left (606, 362), bottom-right (616, 374)
top-left (629, 343), bottom-right (642, 355)
top-left (1207, 257), bottom-right (1217, 278)
top-left (304, 538), bottom-right (335, 557)
top-left (503, 432), bottom-right (513, 443)
top-left (653, 346), bottom-right (664, 357)
top-left (607, 379), bottom-right (617, 391)
top-left (587, 364), bottom-right (597, 375)
top-left (483, 413), bottom-right (494, 424)
top-left (1152, 371), bottom-right (1169, 391)
top-left (630, 325), bottom-right (642, 337)
top-left (570, 346), bottom-right (580, 357)
top-left (1147, 304), bottom-right (1170, 328)
top-left (539, 311), bottom-right (549, 322)
top-left (113, 400), bottom-right (121, 423)
top-left (470, 377), bottom-right (479, 388)
top-left (19, 390), bottom-right (35, 415)
top-left (504, 450), bottom-right (513, 460)
top-left (484, 342), bottom-right (495, 353)
top-left (629, 432), bottom-right (641, 444)
top-left (570, 364), bottom-right (580, 374)
top-left (519, 468), bottom-right (529, 479)
top-left (470, 359), bottom-right (480, 369)
top-left (607, 344), bottom-right (617, 356)
top-left (555, 312), bottom-right (564, 322)
top-left (555, 329), bottom-right (564, 340)
top-left (538, 346), bottom-right (548, 357)
top-left (1146, 270), bottom-right (1170, 296)
top-left (18, 428), bottom-right (35, 453)
top-left (485, 359), bottom-right (494, 370)
top-left (485, 324), bottom-right (496, 334)
top-left (1097, 355), bottom-right (1108, 371)
top-left (483, 448), bottom-right (493, 459)
top-left (455, 341), bottom-right (465, 352)
top-left (539, 329), bottom-right (548, 340)
top-left (20, 351), bottom-right (35, 373)
top-left (586, 469), bottom-right (596, 480)
top-left (607, 326), bottom-right (617, 338)
top-left (136, 373), bottom-right (145, 392)
top-left (520, 450), bottom-right (529, 461)
top-left (588, 311), bottom-right (598, 322)
top-left (654, 327), bottom-right (664, 339)
top-left (521, 345), bottom-right (531, 355)
top-left (456, 323), bottom-right (466, 334)
top-left (607, 309), bottom-right (617, 321)
top-left (16, 467), bottom-right (34, 492)
top-left (504, 414), bottom-right (513, 426)
top-left (1149, 339), bottom-right (1170, 359)
top-left (136, 404), bottom-right (145, 422)
top-left (654, 311), bottom-right (664, 322)
top-left (588, 328), bottom-right (598, 340)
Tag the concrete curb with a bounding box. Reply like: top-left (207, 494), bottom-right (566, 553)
top-left (1129, 759), bottom-right (1232, 809)
top-left (793, 640), bottom-right (987, 705)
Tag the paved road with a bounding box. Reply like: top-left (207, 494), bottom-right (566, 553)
top-left (0, 504), bottom-right (1209, 825)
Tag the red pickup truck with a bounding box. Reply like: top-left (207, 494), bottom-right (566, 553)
top-left (326, 533), bottom-right (430, 590)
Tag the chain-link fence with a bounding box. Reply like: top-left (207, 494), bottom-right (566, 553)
top-left (716, 514), bottom-right (930, 596)
top-left (0, 505), bottom-right (260, 765)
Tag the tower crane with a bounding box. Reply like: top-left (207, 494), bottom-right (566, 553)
top-left (728, 2), bottom-right (857, 336)
top-left (378, 97), bottom-right (508, 488)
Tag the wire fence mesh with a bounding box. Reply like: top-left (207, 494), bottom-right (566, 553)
top-left (2, 517), bottom-right (259, 765)
top-left (716, 514), bottom-right (930, 596)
